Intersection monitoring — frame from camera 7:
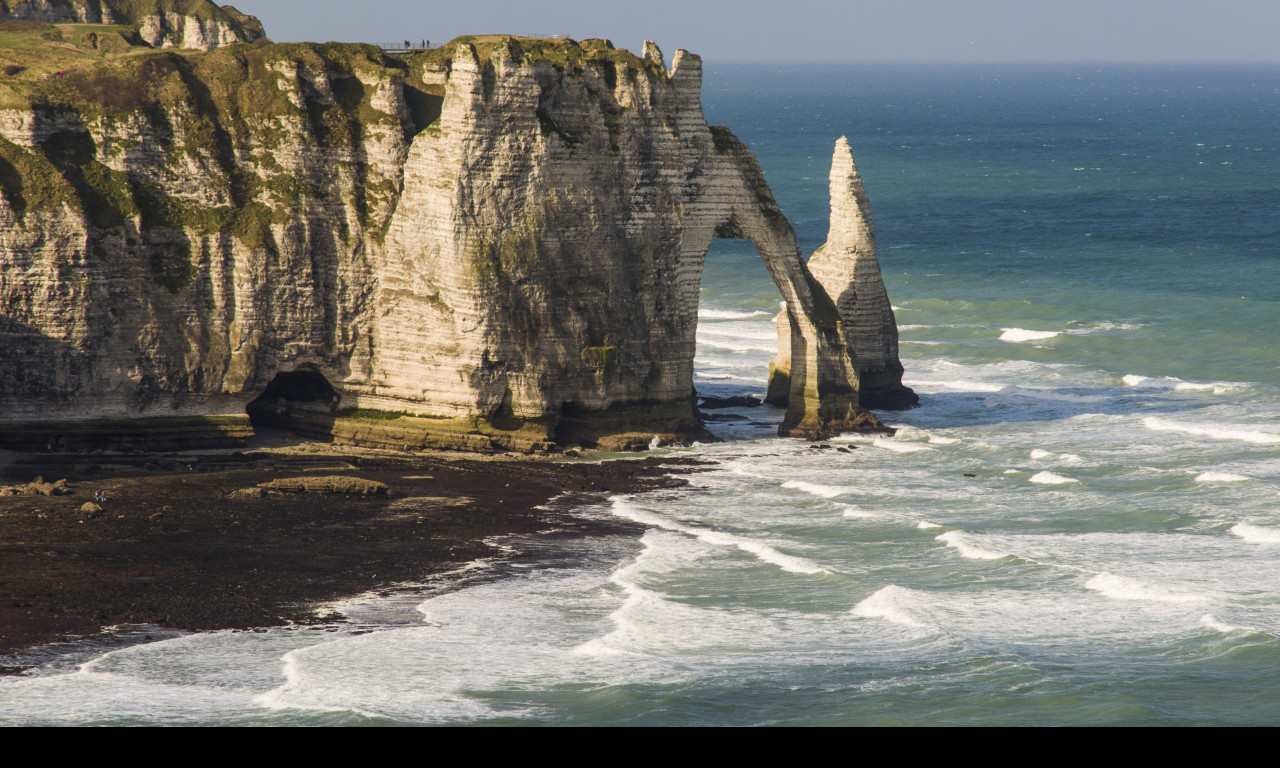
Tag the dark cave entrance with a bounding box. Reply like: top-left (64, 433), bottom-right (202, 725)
top-left (245, 369), bottom-right (341, 435)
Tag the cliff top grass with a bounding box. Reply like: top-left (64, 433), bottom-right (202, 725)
top-left (0, 27), bottom-right (667, 112)
top-left (0, 0), bottom-right (258, 26)
top-left (410, 35), bottom-right (666, 81)
top-left (0, 21), bottom-right (159, 79)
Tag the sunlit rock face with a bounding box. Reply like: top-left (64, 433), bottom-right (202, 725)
top-left (805, 137), bottom-right (917, 410)
top-left (0, 1), bottom-right (264, 50)
top-left (0, 36), bottom-right (898, 450)
top-left (769, 138), bottom-right (918, 412)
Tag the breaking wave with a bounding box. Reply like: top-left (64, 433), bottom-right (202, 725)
top-left (851, 585), bottom-right (926, 627)
top-left (1029, 471), bottom-right (1079, 485)
top-left (935, 531), bottom-right (1010, 560)
top-left (1143, 417), bottom-right (1280, 444)
top-left (782, 481), bottom-right (853, 499)
top-left (1194, 472), bottom-right (1252, 483)
top-left (698, 308), bottom-right (771, 320)
top-left (1000, 328), bottom-right (1060, 342)
top-left (610, 497), bottom-right (828, 575)
top-left (1085, 573), bottom-right (1201, 604)
top-left (1229, 524), bottom-right (1280, 544)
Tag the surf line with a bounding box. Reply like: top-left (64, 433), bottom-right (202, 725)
top-left (607, 496), bottom-right (834, 576)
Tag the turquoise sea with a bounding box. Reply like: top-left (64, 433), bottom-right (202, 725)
top-left (3, 63), bottom-right (1279, 725)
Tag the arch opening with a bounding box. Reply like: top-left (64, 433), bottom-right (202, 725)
top-left (692, 238), bottom-right (785, 432)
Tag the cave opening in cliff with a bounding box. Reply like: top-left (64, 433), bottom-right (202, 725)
top-left (245, 369), bottom-right (341, 435)
top-left (695, 238), bottom-right (787, 413)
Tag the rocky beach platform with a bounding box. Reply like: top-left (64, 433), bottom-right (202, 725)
top-left (0, 440), bottom-right (705, 668)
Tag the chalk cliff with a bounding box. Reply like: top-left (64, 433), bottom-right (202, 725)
top-left (0, 1), bottom-right (263, 51)
top-left (0, 32), bottom-right (901, 452)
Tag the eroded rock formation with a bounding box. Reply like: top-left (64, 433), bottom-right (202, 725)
top-left (0, 33), bottom-right (901, 452)
top-left (768, 137), bottom-right (918, 411)
top-left (0, 0), bottom-right (263, 50)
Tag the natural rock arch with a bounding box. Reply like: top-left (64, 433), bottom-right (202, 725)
top-left (676, 133), bottom-right (868, 438)
top-left (0, 37), bottom-right (908, 452)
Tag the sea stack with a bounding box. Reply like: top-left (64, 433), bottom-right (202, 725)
top-left (770, 138), bottom-right (918, 410)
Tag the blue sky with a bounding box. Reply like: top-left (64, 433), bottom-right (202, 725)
top-left (248, 0), bottom-right (1280, 62)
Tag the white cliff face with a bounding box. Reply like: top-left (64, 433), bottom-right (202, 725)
top-left (138, 11), bottom-right (254, 51)
top-left (0, 38), bottom-right (894, 449)
top-left (0, 1), bottom-right (263, 50)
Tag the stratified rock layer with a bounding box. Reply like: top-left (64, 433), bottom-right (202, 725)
top-left (770, 137), bottom-right (918, 411)
top-left (0, 1), bottom-right (264, 50)
top-left (0, 36), bottom-right (894, 450)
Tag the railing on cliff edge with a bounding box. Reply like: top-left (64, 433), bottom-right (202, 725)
top-left (377, 34), bottom-right (572, 54)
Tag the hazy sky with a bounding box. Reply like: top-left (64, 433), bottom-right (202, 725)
top-left (249, 0), bottom-right (1280, 62)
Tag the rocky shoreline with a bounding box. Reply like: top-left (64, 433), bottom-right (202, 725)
top-left (0, 440), bottom-right (706, 668)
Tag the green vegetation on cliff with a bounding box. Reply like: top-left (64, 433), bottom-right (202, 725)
top-left (411, 34), bottom-right (665, 80)
top-left (0, 0), bottom-right (262, 33)
top-left (0, 27), bottom-right (670, 294)
top-left (0, 32), bottom-right (415, 289)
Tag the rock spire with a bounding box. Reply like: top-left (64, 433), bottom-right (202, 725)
top-left (770, 138), bottom-right (918, 411)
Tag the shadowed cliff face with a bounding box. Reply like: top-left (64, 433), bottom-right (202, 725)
top-left (0, 36), bottom-right (901, 449)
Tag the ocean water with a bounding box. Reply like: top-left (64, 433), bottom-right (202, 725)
top-left (4, 63), bottom-right (1280, 726)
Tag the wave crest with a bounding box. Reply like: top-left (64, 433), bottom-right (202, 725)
top-left (1230, 523), bottom-right (1280, 544)
top-left (1143, 417), bottom-right (1280, 444)
top-left (935, 531), bottom-right (1010, 560)
top-left (1029, 471), bottom-right (1079, 485)
top-left (1085, 573), bottom-right (1201, 604)
top-left (1000, 328), bottom-right (1060, 342)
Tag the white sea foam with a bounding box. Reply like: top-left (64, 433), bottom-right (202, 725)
top-left (1029, 471), bottom-right (1078, 485)
top-left (574, 533), bottom-right (675, 657)
top-left (648, 435), bottom-right (662, 450)
top-left (1030, 449), bottom-right (1053, 460)
top-left (1175, 381), bottom-right (1241, 394)
top-left (694, 337), bottom-right (774, 353)
top-left (872, 438), bottom-right (933, 454)
top-left (923, 379), bottom-right (1007, 392)
top-left (1199, 615), bottom-right (1251, 634)
top-left (698, 308), bottom-right (770, 320)
top-left (999, 328), bottom-right (1060, 342)
top-left (1122, 375), bottom-right (1237, 395)
top-left (696, 325), bottom-right (777, 342)
top-left (851, 585), bottom-right (925, 627)
top-left (1143, 417), bottom-right (1280, 444)
top-left (1194, 471), bottom-right (1252, 483)
top-left (782, 480), bottom-right (851, 498)
top-left (1085, 573), bottom-right (1201, 604)
top-left (843, 506), bottom-right (875, 519)
top-left (1173, 381), bottom-right (1214, 391)
top-left (610, 498), bottom-right (828, 574)
top-left (1078, 322), bottom-right (1143, 333)
top-left (928, 436), bottom-right (960, 445)
top-left (935, 531), bottom-right (1009, 560)
top-left (1229, 524), bottom-right (1280, 544)
top-left (897, 324), bottom-right (930, 331)
top-left (917, 521), bottom-right (943, 530)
